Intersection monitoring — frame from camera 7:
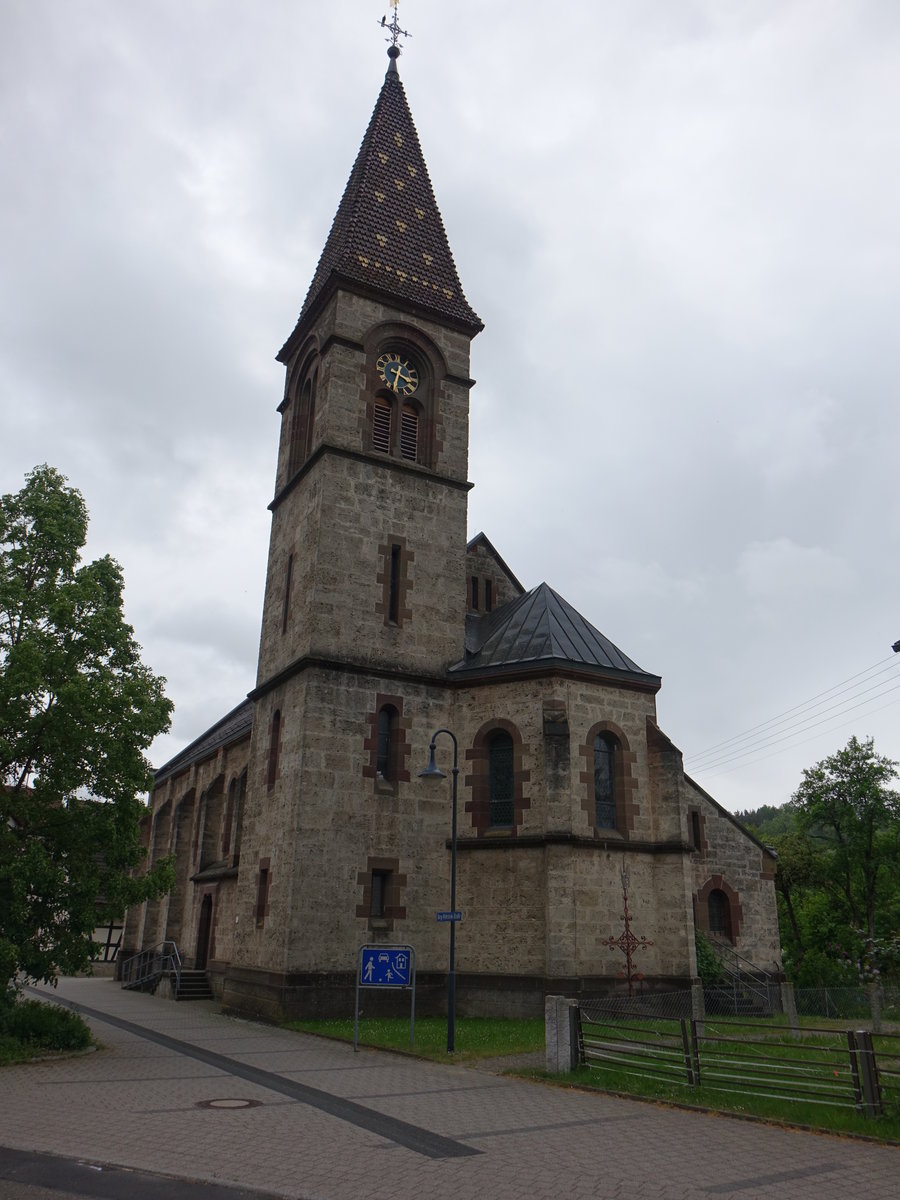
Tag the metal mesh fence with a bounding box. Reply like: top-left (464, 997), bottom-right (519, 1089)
top-left (581, 989), bottom-right (695, 1023)
top-left (792, 986), bottom-right (900, 1022)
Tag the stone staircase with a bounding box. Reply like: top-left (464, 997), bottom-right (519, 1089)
top-left (173, 968), bottom-right (214, 1002)
top-left (704, 939), bottom-right (779, 1017)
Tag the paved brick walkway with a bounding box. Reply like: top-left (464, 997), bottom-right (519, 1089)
top-left (1, 977), bottom-right (896, 1199)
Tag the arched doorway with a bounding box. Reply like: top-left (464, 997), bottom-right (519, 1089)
top-left (196, 895), bottom-right (213, 969)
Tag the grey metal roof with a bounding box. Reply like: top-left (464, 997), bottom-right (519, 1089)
top-left (450, 582), bottom-right (660, 686)
top-left (154, 699), bottom-right (254, 785)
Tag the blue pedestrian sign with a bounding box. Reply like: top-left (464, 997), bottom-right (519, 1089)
top-left (436, 911), bottom-right (463, 922)
top-left (359, 946), bottom-right (412, 988)
top-left (354, 945), bottom-right (417, 1052)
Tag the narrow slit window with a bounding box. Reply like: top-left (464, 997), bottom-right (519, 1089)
top-left (305, 369), bottom-right (318, 454)
top-left (281, 553), bottom-right (293, 634)
top-left (232, 771), bottom-right (246, 866)
top-left (370, 869), bottom-right (390, 918)
top-left (484, 579), bottom-right (493, 612)
top-left (388, 544), bottom-right (401, 623)
top-left (400, 404), bottom-right (418, 461)
top-left (255, 867), bottom-right (269, 927)
top-left (373, 398), bottom-right (392, 454)
top-left (222, 778), bottom-right (236, 856)
top-left (267, 710), bottom-right (281, 791)
top-left (376, 705), bottom-right (398, 779)
top-left (691, 811), bottom-right (701, 849)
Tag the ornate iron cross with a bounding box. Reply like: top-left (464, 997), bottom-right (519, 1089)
top-left (603, 866), bottom-right (653, 998)
top-left (380, 1), bottom-right (411, 50)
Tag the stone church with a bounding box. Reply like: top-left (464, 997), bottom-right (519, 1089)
top-left (122, 44), bottom-right (781, 1019)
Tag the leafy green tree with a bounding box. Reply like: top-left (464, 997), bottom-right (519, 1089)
top-left (791, 735), bottom-right (900, 985)
top-left (768, 828), bottom-right (820, 980)
top-left (0, 465), bottom-right (174, 991)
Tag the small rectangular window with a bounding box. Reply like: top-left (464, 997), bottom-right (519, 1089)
top-left (255, 867), bottom-right (269, 927)
top-left (388, 544), bottom-right (401, 623)
top-left (371, 869), bottom-right (390, 918)
top-left (471, 576), bottom-right (479, 610)
top-left (484, 579), bottom-right (493, 612)
top-left (281, 553), bottom-right (293, 634)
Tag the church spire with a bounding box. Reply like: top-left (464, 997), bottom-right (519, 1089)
top-left (278, 37), bottom-right (482, 361)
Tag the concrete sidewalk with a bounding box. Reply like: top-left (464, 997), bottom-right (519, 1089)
top-left (1, 977), bottom-right (896, 1199)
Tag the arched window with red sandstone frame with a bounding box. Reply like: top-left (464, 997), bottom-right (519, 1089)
top-left (695, 876), bottom-right (742, 946)
top-left (465, 720), bottom-right (530, 836)
top-left (580, 721), bottom-right (638, 837)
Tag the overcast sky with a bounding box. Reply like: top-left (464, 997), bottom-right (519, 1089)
top-left (3, 0), bottom-right (899, 812)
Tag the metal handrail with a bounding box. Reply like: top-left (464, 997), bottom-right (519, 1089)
top-left (120, 940), bottom-right (182, 993)
top-left (708, 938), bottom-right (777, 1010)
top-left (714, 939), bottom-right (776, 981)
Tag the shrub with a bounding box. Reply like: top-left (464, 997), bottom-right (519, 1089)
top-left (0, 996), bottom-right (92, 1056)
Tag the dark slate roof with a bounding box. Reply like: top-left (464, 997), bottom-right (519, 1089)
top-left (450, 582), bottom-right (660, 687)
top-left (278, 50), bottom-right (481, 359)
top-left (154, 699), bottom-right (254, 786)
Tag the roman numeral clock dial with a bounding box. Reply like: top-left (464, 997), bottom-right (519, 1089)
top-left (377, 352), bottom-right (419, 397)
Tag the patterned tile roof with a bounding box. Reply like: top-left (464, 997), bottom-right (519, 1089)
top-left (154, 699), bottom-right (254, 786)
top-left (279, 51), bottom-right (481, 358)
top-left (451, 582), bottom-right (661, 687)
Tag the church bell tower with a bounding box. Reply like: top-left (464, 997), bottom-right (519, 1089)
top-left (256, 42), bottom-right (483, 690)
top-left (229, 37), bottom-right (483, 998)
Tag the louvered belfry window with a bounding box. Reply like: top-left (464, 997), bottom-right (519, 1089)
top-left (373, 398), bottom-right (392, 453)
top-left (400, 404), bottom-right (418, 461)
top-left (488, 731), bottom-right (515, 827)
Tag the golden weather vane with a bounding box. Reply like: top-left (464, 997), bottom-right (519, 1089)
top-left (379, 1), bottom-right (411, 51)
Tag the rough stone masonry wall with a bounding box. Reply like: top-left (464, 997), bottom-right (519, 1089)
top-left (229, 676), bottom-right (309, 976)
top-left (443, 673), bottom-right (697, 986)
top-left (124, 732), bottom-right (250, 970)
top-left (687, 778), bottom-right (781, 972)
top-left (281, 668), bottom-right (462, 977)
top-left (257, 288), bottom-right (473, 689)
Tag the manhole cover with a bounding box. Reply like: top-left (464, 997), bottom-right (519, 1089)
top-left (196, 1098), bottom-right (262, 1110)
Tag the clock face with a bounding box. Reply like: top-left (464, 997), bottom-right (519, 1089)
top-left (376, 352), bottom-right (419, 397)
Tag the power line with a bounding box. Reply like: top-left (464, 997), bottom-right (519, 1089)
top-left (687, 679), bottom-right (900, 777)
top-left (689, 654), bottom-right (899, 764)
top-left (694, 691), bottom-right (900, 783)
top-left (688, 668), bottom-right (900, 773)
